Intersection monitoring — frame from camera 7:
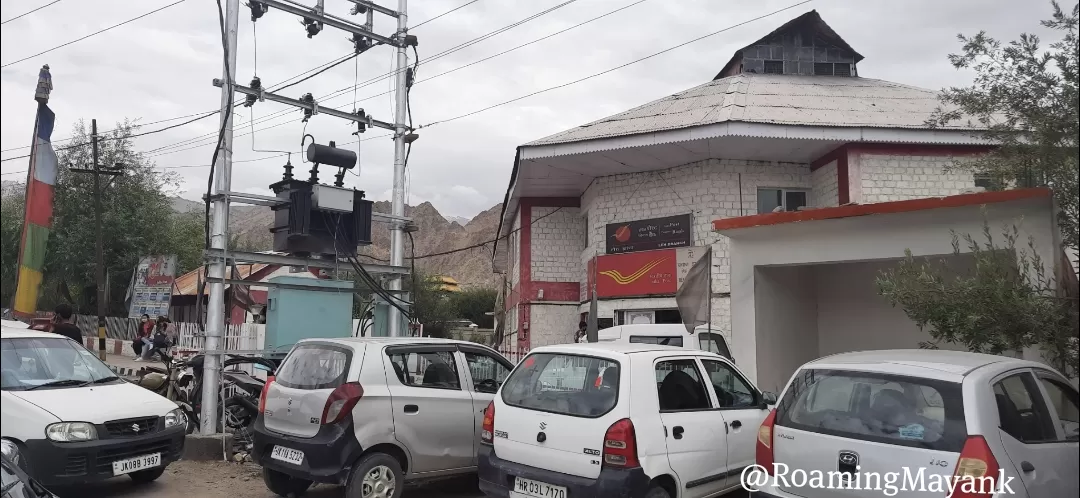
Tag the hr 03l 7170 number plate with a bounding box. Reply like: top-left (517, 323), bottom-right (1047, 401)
top-left (512, 477), bottom-right (567, 498)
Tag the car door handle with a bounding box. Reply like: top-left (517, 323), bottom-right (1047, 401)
top-left (404, 404), bottom-right (419, 414)
top-left (672, 426), bottom-right (684, 439)
top-left (730, 420), bottom-right (742, 429)
top-left (1021, 461), bottom-right (1035, 473)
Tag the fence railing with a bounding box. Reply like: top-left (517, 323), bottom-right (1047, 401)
top-left (173, 322), bottom-right (264, 358)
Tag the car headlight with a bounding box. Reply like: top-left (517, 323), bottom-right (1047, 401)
top-left (45, 422), bottom-right (97, 442)
top-left (0, 438), bottom-right (20, 465)
top-left (164, 408), bottom-right (187, 429)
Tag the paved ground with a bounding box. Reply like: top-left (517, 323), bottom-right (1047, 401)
top-left (63, 460), bottom-right (485, 498)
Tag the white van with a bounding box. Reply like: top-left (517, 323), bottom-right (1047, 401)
top-left (596, 324), bottom-right (732, 358)
top-left (1, 326), bottom-right (188, 488)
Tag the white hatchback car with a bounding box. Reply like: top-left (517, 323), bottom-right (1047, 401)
top-left (751, 350), bottom-right (1080, 498)
top-left (478, 342), bottom-right (775, 498)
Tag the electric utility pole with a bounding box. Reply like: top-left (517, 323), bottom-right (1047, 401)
top-left (70, 119), bottom-right (123, 361)
top-left (200, 0), bottom-right (413, 434)
top-left (200, 0), bottom-right (239, 436)
top-left (387, 0), bottom-right (409, 337)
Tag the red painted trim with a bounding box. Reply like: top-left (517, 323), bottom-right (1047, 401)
top-left (810, 145), bottom-right (847, 171)
top-left (837, 151), bottom-right (850, 205)
top-left (847, 143), bottom-right (995, 156)
top-left (518, 201), bottom-right (532, 349)
top-left (712, 187), bottom-right (1052, 231)
top-left (529, 282), bottom-right (581, 303)
top-left (520, 196), bottom-right (580, 208)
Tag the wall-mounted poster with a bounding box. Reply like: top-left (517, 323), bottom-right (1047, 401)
top-left (605, 214), bottom-right (692, 254)
top-left (127, 255), bottom-right (177, 318)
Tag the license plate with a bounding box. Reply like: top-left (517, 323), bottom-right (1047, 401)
top-left (111, 452), bottom-right (161, 476)
top-left (512, 477), bottom-right (567, 498)
top-left (271, 445), bottom-right (305, 466)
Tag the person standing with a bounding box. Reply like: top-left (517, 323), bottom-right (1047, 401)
top-left (49, 303), bottom-right (83, 344)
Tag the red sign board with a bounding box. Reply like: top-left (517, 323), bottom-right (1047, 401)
top-left (589, 246), bottom-right (709, 298)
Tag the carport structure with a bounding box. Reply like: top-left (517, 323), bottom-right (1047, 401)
top-left (713, 187), bottom-right (1071, 393)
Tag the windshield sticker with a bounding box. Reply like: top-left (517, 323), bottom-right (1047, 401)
top-left (898, 423), bottom-right (925, 440)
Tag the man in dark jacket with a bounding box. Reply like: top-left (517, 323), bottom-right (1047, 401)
top-left (50, 303), bottom-right (83, 344)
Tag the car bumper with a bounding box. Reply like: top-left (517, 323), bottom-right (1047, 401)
top-left (251, 414), bottom-right (363, 485)
top-left (477, 445), bottom-right (650, 498)
top-left (21, 425), bottom-right (185, 487)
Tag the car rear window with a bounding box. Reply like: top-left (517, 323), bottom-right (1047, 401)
top-left (501, 353), bottom-right (620, 418)
top-left (276, 344), bottom-right (351, 390)
top-left (629, 336), bottom-right (684, 347)
top-left (775, 369), bottom-right (967, 452)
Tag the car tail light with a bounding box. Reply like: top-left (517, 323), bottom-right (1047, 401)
top-left (949, 436), bottom-right (999, 497)
top-left (258, 376), bottom-right (274, 414)
top-left (602, 419), bottom-right (640, 468)
top-left (321, 382), bottom-right (364, 424)
top-left (481, 402), bottom-right (495, 445)
top-left (756, 409), bottom-right (777, 475)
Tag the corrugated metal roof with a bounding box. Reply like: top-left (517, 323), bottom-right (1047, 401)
top-left (526, 74), bottom-right (982, 147)
top-left (173, 264), bottom-right (271, 296)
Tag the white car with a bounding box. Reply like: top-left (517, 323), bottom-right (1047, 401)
top-left (596, 324), bottom-right (732, 358)
top-left (751, 350), bottom-right (1080, 498)
top-left (478, 342), bottom-right (775, 498)
top-left (1, 326), bottom-right (187, 488)
top-left (252, 337), bottom-right (514, 497)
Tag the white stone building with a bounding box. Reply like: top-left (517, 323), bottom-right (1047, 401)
top-left (489, 11), bottom-right (1075, 380)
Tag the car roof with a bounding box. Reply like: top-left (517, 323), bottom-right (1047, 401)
top-left (1, 319), bottom-right (30, 330)
top-left (804, 349), bottom-right (1046, 379)
top-left (530, 341), bottom-right (705, 357)
top-left (1, 326), bottom-right (59, 340)
top-left (299, 336), bottom-right (494, 349)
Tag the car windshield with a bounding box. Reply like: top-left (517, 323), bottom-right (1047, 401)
top-left (775, 368), bottom-right (967, 452)
top-left (501, 353), bottom-right (620, 418)
top-left (1, 337), bottom-right (118, 391)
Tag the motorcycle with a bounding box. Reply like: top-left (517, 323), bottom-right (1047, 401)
top-left (132, 352), bottom-right (198, 433)
top-left (182, 354), bottom-right (276, 438)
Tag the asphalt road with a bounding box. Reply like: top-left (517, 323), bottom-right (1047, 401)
top-left (55, 461), bottom-right (484, 498)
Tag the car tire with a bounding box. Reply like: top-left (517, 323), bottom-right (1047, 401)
top-left (129, 467), bottom-right (166, 484)
top-left (645, 485), bottom-right (672, 498)
top-left (346, 452), bottom-right (404, 498)
top-left (262, 467), bottom-right (313, 497)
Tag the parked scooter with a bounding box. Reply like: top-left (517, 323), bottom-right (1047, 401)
top-left (132, 351), bottom-right (197, 433)
top-left (181, 354), bottom-right (276, 436)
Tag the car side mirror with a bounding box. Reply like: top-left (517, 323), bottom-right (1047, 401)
top-left (760, 391), bottom-right (778, 407)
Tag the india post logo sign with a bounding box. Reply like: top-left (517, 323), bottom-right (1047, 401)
top-left (592, 246), bottom-right (707, 298)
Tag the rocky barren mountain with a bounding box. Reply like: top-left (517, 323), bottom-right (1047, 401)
top-left (171, 196), bottom-right (503, 288)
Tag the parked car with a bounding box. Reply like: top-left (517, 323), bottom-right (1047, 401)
top-left (478, 342), bottom-right (775, 498)
top-left (2, 453), bottom-right (56, 498)
top-left (596, 324), bottom-right (732, 358)
top-left (751, 350), bottom-right (1080, 498)
top-left (252, 337), bottom-right (515, 497)
top-left (0, 326), bottom-right (187, 488)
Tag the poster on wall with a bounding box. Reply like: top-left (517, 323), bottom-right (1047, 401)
top-left (589, 246), bottom-right (709, 298)
top-left (127, 255), bottom-right (177, 318)
top-left (605, 214), bottom-right (692, 254)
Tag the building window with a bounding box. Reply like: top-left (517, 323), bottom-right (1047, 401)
top-left (813, 63), bottom-right (833, 76)
top-left (833, 63), bottom-right (852, 77)
top-left (758, 188), bottom-right (809, 213)
top-left (974, 173), bottom-right (1002, 190)
top-left (763, 60), bottom-right (784, 74)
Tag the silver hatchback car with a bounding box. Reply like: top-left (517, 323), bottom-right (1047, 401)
top-left (251, 337), bottom-right (515, 497)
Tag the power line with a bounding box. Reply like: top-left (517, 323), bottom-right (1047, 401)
top-left (1, 0), bottom-right (63, 25)
top-left (0, 0), bottom-right (188, 68)
top-left (418, 0), bottom-right (813, 130)
top-left (412, 0), bottom-right (481, 28)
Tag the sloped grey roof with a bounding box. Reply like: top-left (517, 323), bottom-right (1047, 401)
top-left (526, 73), bottom-right (981, 147)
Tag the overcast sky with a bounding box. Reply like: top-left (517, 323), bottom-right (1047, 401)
top-left (0, 0), bottom-right (1064, 219)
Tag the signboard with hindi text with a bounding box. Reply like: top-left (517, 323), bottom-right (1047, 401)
top-left (605, 214), bottom-right (692, 254)
top-left (127, 255), bottom-right (177, 318)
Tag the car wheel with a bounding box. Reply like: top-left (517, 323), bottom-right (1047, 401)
top-left (645, 485), bottom-right (672, 498)
top-left (129, 467), bottom-right (166, 484)
top-left (262, 467), bottom-right (313, 497)
top-left (346, 452), bottom-right (404, 498)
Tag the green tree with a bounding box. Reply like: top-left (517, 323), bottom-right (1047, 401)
top-left (449, 287), bottom-right (498, 329)
top-left (1, 193), bottom-right (25, 307)
top-left (406, 271), bottom-right (458, 338)
top-left (878, 222), bottom-right (1078, 377)
top-left (930, 1), bottom-right (1079, 249)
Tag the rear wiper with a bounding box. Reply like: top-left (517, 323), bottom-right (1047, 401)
top-left (25, 379), bottom-right (90, 391)
top-left (90, 376), bottom-right (121, 384)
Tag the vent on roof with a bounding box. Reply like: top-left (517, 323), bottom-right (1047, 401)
top-left (834, 63), bottom-right (852, 77)
top-left (813, 63), bottom-right (833, 76)
top-left (763, 60), bottom-right (784, 74)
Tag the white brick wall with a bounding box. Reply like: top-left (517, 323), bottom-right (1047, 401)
top-left (579, 158), bottom-right (814, 329)
top-left (852, 153), bottom-right (975, 203)
top-left (530, 304), bottom-right (580, 347)
top-left (532, 207), bottom-right (585, 282)
top-left (812, 160), bottom-right (839, 207)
